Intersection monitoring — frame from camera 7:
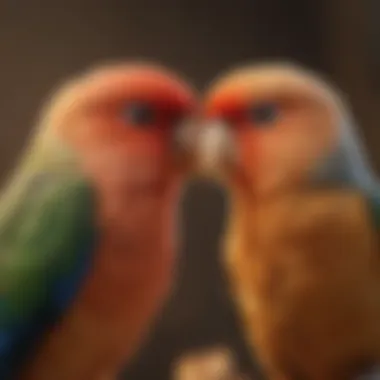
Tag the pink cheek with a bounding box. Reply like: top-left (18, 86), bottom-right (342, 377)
top-left (80, 143), bottom-right (167, 188)
top-left (124, 133), bottom-right (170, 158)
top-left (71, 116), bottom-right (173, 170)
top-left (66, 118), bottom-right (121, 150)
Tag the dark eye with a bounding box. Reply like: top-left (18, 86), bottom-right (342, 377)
top-left (123, 102), bottom-right (156, 126)
top-left (248, 102), bottom-right (279, 126)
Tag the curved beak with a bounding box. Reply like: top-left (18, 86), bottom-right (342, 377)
top-left (172, 117), bottom-right (201, 173)
top-left (174, 117), bottom-right (198, 155)
top-left (196, 120), bottom-right (236, 171)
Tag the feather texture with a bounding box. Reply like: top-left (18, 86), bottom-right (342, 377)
top-left (0, 170), bottom-right (96, 378)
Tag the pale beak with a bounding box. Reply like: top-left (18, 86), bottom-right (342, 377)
top-left (173, 117), bottom-right (199, 155)
top-left (196, 120), bottom-right (236, 170)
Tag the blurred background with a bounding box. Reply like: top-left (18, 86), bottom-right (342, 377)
top-left (0, 0), bottom-right (378, 379)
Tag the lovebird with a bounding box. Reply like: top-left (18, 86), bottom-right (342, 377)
top-left (198, 63), bottom-right (380, 380)
top-left (0, 62), bottom-right (196, 380)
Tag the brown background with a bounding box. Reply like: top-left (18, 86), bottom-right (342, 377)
top-left (0, 1), bottom-right (378, 379)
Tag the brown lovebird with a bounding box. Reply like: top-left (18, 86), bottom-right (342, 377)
top-left (198, 63), bottom-right (380, 380)
top-left (0, 62), bottom-right (197, 380)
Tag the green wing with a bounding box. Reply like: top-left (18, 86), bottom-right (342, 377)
top-left (0, 171), bottom-right (97, 327)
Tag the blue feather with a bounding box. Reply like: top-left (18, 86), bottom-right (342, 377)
top-left (311, 115), bottom-right (380, 227)
top-left (52, 238), bottom-right (96, 313)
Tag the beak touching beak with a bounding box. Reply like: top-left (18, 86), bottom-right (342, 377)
top-left (195, 120), bottom-right (236, 171)
top-left (173, 117), bottom-right (199, 155)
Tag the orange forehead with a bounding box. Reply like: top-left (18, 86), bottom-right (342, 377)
top-left (204, 86), bottom-right (249, 118)
top-left (204, 64), bottom-right (340, 118)
top-left (79, 64), bottom-right (196, 111)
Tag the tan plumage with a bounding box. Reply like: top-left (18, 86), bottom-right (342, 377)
top-left (225, 189), bottom-right (380, 380)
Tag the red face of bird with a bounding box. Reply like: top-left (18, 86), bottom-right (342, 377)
top-left (44, 63), bottom-right (197, 192)
top-left (198, 63), bottom-right (343, 197)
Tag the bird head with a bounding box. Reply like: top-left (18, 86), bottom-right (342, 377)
top-left (199, 62), bottom-right (376, 198)
top-left (31, 62), bottom-right (198, 193)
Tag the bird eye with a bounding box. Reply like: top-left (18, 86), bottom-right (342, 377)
top-left (248, 102), bottom-right (279, 126)
top-left (123, 102), bottom-right (155, 127)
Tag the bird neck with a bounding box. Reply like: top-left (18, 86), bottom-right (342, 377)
top-left (227, 182), bottom-right (303, 235)
top-left (98, 172), bottom-right (182, 215)
top-left (95, 173), bottom-right (184, 256)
